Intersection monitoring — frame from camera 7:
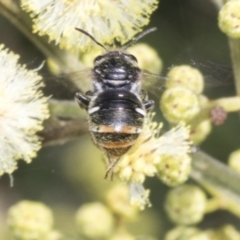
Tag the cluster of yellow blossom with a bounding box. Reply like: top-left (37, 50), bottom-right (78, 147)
top-left (21, 0), bottom-right (159, 53)
top-left (7, 185), bottom-right (146, 240)
top-left (113, 114), bottom-right (192, 209)
top-left (218, 0), bottom-right (240, 38)
top-left (8, 201), bottom-right (61, 240)
top-left (0, 45), bottom-right (49, 176)
top-left (160, 65), bottom-right (240, 145)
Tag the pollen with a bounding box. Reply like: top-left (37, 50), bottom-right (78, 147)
top-left (0, 45), bottom-right (49, 176)
top-left (21, 0), bottom-right (159, 53)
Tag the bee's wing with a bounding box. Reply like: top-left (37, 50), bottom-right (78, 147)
top-left (58, 68), bottom-right (93, 93)
top-left (42, 68), bottom-right (93, 94)
top-left (190, 60), bottom-right (233, 88)
top-left (141, 61), bottom-right (233, 98)
top-left (141, 70), bottom-right (167, 97)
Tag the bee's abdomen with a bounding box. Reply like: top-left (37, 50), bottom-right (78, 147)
top-left (88, 90), bottom-right (146, 157)
top-left (92, 131), bottom-right (139, 157)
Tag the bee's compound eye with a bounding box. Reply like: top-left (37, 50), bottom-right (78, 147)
top-left (125, 54), bottom-right (138, 63)
top-left (94, 55), bottom-right (103, 64)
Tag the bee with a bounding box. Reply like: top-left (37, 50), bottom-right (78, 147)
top-left (75, 28), bottom-right (157, 179)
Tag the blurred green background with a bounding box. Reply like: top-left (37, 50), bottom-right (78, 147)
top-left (0, 0), bottom-right (240, 239)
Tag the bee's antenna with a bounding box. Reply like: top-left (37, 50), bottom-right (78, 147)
top-left (122, 27), bottom-right (157, 50)
top-left (75, 28), bottom-right (108, 51)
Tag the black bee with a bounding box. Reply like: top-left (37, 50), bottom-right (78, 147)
top-left (75, 28), bottom-right (157, 179)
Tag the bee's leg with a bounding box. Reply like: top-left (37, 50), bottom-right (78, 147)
top-left (104, 156), bottom-right (119, 181)
top-left (75, 92), bottom-right (90, 110)
top-left (140, 89), bottom-right (147, 100)
top-left (144, 100), bottom-right (155, 112)
top-left (140, 89), bottom-right (154, 112)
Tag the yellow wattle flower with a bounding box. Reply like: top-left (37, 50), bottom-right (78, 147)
top-left (21, 0), bottom-right (159, 53)
top-left (0, 45), bottom-right (49, 176)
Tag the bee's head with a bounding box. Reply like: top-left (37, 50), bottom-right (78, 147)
top-left (75, 27), bottom-right (157, 90)
top-left (93, 51), bottom-right (140, 88)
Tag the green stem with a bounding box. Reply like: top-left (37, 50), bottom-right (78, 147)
top-left (40, 117), bottom-right (88, 146)
top-left (205, 197), bottom-right (224, 213)
top-left (228, 39), bottom-right (240, 96)
top-left (191, 151), bottom-right (240, 218)
top-left (211, 0), bottom-right (240, 96)
top-left (40, 100), bottom-right (88, 146)
top-left (208, 96), bottom-right (240, 112)
top-left (49, 99), bottom-right (86, 119)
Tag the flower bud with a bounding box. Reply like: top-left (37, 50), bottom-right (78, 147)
top-left (160, 87), bottom-right (200, 124)
top-left (190, 119), bottom-right (212, 145)
top-left (166, 65), bottom-right (204, 94)
top-left (218, 0), bottom-right (240, 38)
top-left (228, 149), bottom-right (240, 173)
top-left (7, 200), bottom-right (53, 240)
top-left (75, 202), bottom-right (114, 239)
top-left (156, 154), bottom-right (191, 186)
top-left (106, 184), bottom-right (138, 219)
top-left (165, 185), bottom-right (207, 225)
